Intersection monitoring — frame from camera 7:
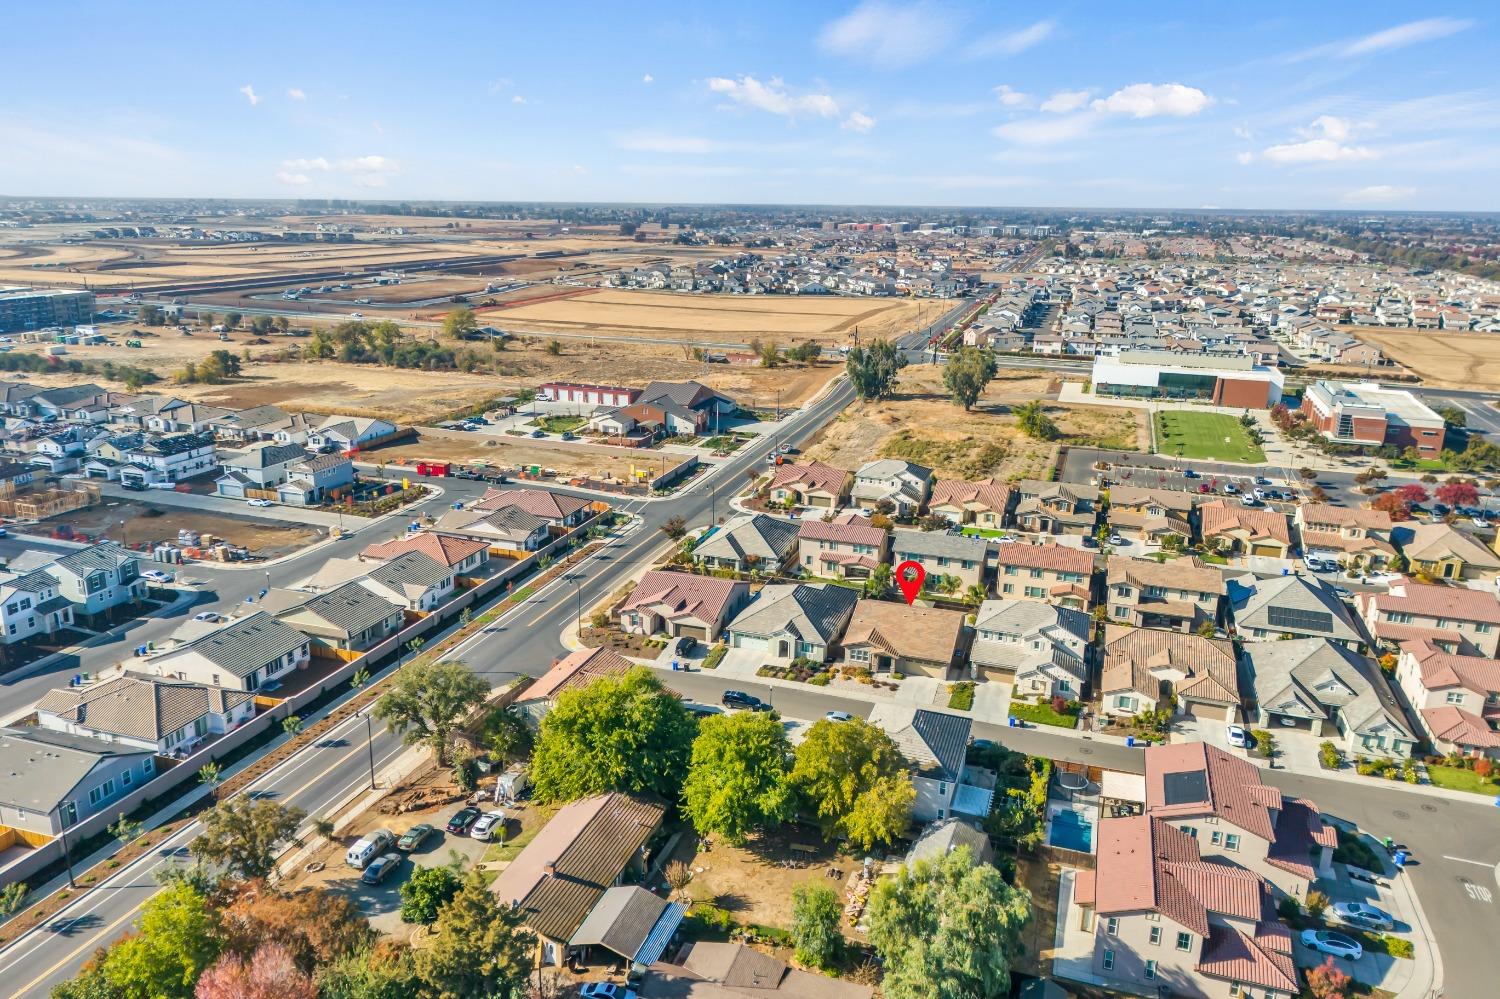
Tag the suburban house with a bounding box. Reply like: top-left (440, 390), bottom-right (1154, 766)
top-left (569, 885), bottom-right (686, 975)
top-left (1197, 501), bottom-right (1292, 559)
top-left (215, 440), bottom-right (307, 498)
top-left (277, 452), bottom-right (355, 506)
top-left (1144, 742), bottom-right (1336, 901)
top-left (144, 402), bottom-right (233, 434)
top-left (1243, 639), bottom-right (1414, 758)
top-left (590, 398), bottom-right (705, 439)
top-left (1098, 626), bottom-right (1240, 722)
top-left (537, 382), bottom-right (640, 409)
top-left (1013, 480), bottom-right (1099, 537)
top-left (118, 432), bottom-right (217, 486)
top-left (1105, 486), bottom-right (1196, 546)
top-left (355, 550), bottom-right (456, 613)
top-left (767, 461), bottom-right (851, 510)
top-left (433, 506), bottom-right (554, 552)
top-left (0, 568), bottom-right (74, 645)
top-left (618, 570), bottom-right (750, 642)
top-left (0, 727), bottom-right (158, 837)
top-left (514, 647), bottom-right (636, 725)
top-left (890, 528), bottom-right (988, 591)
top-left (48, 542), bottom-right (146, 622)
top-left (1071, 815), bottom-right (1299, 999)
top-left (642, 942), bottom-right (873, 999)
top-left (797, 518), bottom-right (888, 581)
top-left (307, 415), bottom-right (397, 451)
top-left (1394, 522), bottom-right (1500, 582)
top-left (361, 532), bottom-right (489, 577)
top-left (1229, 574), bottom-right (1365, 651)
top-left (1294, 503), bottom-right (1396, 570)
top-left (992, 543), bottom-right (1095, 610)
top-left (1396, 638), bottom-right (1500, 759)
top-left (1106, 556), bottom-right (1224, 633)
top-left (840, 600), bottom-right (968, 678)
top-left (926, 478), bottom-right (1013, 529)
top-left (489, 792), bottom-right (666, 967)
top-left (691, 513), bottom-right (799, 575)
top-left (145, 611), bottom-right (311, 692)
top-left (724, 583), bottom-right (859, 665)
top-left (849, 459), bottom-right (932, 517)
top-left (209, 404), bottom-right (290, 441)
top-left (969, 598), bottom-right (1090, 694)
top-left (907, 818), bottom-right (993, 868)
top-left (35, 674), bottom-right (255, 755)
top-left (866, 705), bottom-right (993, 823)
top-left (472, 487), bottom-right (593, 529)
top-left (274, 581), bottom-right (405, 654)
top-left (636, 380), bottom-right (737, 425)
top-left (1356, 581), bottom-right (1500, 657)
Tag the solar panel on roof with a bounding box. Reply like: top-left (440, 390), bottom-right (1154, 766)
top-left (1266, 606), bottom-right (1333, 633)
top-left (1162, 769), bottom-right (1208, 806)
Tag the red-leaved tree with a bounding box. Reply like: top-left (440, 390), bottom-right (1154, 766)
top-left (1436, 481), bottom-right (1481, 508)
top-left (1306, 955), bottom-right (1353, 999)
top-left (196, 943), bottom-right (316, 999)
top-left (1393, 483), bottom-right (1429, 505)
top-left (1369, 492), bottom-right (1411, 522)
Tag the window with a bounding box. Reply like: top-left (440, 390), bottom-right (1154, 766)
top-left (1479, 623), bottom-right (1494, 634)
top-left (1029, 568), bottom-right (1043, 579)
top-left (1004, 565), bottom-right (1017, 576)
top-left (1229, 985), bottom-right (1242, 998)
top-left (1181, 825), bottom-right (1197, 838)
top-left (1002, 584), bottom-right (1014, 594)
top-left (1225, 833), bottom-right (1241, 851)
top-left (1177, 931), bottom-right (1192, 951)
top-left (1144, 960), bottom-right (1156, 981)
top-left (849, 648), bottom-right (870, 663)
top-left (1447, 691), bottom-right (1466, 704)
top-left (142, 758), bottom-right (154, 776)
top-left (121, 770), bottom-right (132, 788)
top-left (1105, 917), bottom-right (1118, 935)
top-left (1117, 695), bottom-right (1136, 711)
top-left (1144, 912), bottom-right (1160, 922)
top-left (1149, 926), bottom-right (1161, 945)
top-left (1102, 950), bottom-right (1115, 971)
top-left (1210, 830), bottom-right (1223, 846)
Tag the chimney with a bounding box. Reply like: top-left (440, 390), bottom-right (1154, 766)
top-left (543, 862), bottom-right (556, 877)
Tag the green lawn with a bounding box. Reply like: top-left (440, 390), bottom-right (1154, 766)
top-left (961, 527), bottom-right (1013, 539)
top-left (1424, 763), bottom-right (1500, 796)
top-left (533, 415), bottom-right (586, 433)
top-left (1008, 700), bottom-right (1080, 729)
top-left (1155, 411), bottom-right (1266, 463)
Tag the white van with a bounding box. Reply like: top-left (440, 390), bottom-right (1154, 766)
top-left (346, 829), bottom-right (395, 869)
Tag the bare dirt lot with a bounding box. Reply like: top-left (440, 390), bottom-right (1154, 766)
top-left (804, 365), bottom-right (1144, 481)
top-left (1343, 327), bottom-right (1500, 390)
top-left (366, 430), bottom-right (689, 483)
top-left (480, 289), bottom-right (957, 345)
top-left (46, 498), bottom-right (321, 557)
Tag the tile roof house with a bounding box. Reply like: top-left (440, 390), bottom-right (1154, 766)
top-left (992, 542), bottom-right (1095, 610)
top-left (1244, 638), bottom-right (1414, 759)
top-left (724, 583), bottom-right (859, 665)
top-left (356, 550), bottom-right (456, 612)
top-left (1013, 480), bottom-right (1099, 537)
top-left (1294, 504), bottom-right (1396, 570)
top-left (361, 531), bottom-right (489, 576)
top-left (35, 673), bottom-right (255, 755)
top-left (926, 477), bottom-right (1013, 529)
top-left (433, 505), bottom-right (554, 551)
top-left (619, 570), bottom-right (751, 642)
top-left (1396, 638), bottom-right (1500, 759)
top-left (692, 514), bottom-right (799, 575)
top-left (1229, 573), bottom-right (1364, 651)
top-left (840, 599), bottom-right (968, 678)
top-left (1145, 742), bottom-right (1336, 900)
top-left (642, 942), bottom-right (873, 999)
top-left (0, 727), bottom-right (158, 836)
top-left (1071, 815), bottom-right (1298, 999)
top-left (490, 792), bottom-right (665, 967)
top-left (767, 461), bottom-right (851, 510)
top-left (274, 581), bottom-right (405, 653)
top-left (970, 599), bottom-right (1090, 695)
top-left (1099, 626), bottom-right (1240, 722)
top-left (866, 705), bottom-right (993, 823)
top-left (1394, 522), bottom-right (1500, 582)
top-left (1106, 555), bottom-right (1224, 633)
top-left (145, 611), bottom-right (311, 693)
top-left (515, 647), bottom-right (637, 724)
top-left (850, 459), bottom-right (932, 517)
top-left (1197, 501), bottom-right (1292, 558)
top-left (1105, 486), bottom-right (1197, 545)
top-left (1357, 580), bottom-right (1500, 657)
top-left (797, 518), bottom-right (888, 581)
top-left (890, 528), bottom-right (988, 590)
top-left (472, 486), bottom-right (592, 526)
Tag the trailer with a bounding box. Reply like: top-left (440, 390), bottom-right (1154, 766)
top-left (415, 461), bottom-right (451, 477)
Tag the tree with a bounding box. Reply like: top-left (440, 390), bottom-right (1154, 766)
top-left (1306, 955), bottom-right (1354, 999)
top-left (1436, 480), bottom-right (1480, 508)
top-left (840, 775), bottom-right (915, 852)
top-left (441, 307), bottom-right (478, 341)
top-left (942, 347), bottom-right (997, 411)
top-left (866, 847), bottom-right (1032, 999)
top-left (100, 882), bottom-right (221, 999)
top-left (196, 943), bottom-right (317, 999)
top-left (862, 562), bottom-right (893, 599)
top-left (273, 316), bottom-right (290, 334)
top-left (1369, 492), bottom-right (1411, 522)
top-left (415, 872), bottom-right (533, 999)
top-left (1012, 400), bottom-right (1057, 441)
top-left (791, 718), bottom-right (912, 849)
top-left (219, 882), bottom-right (372, 975)
top-left (759, 341), bottom-right (781, 367)
top-left (199, 311), bottom-right (217, 329)
top-left (0, 880), bottom-right (28, 917)
top-left (660, 515), bottom-right (688, 540)
top-left (476, 704), bottom-right (533, 768)
top-left (1298, 467), bottom-right (1318, 481)
top-left (845, 339), bottom-right (904, 402)
top-left (531, 668), bottom-right (696, 803)
top-left (1438, 405), bottom-right (1468, 428)
top-left (317, 943), bottom-right (423, 999)
top-left (1393, 483), bottom-right (1429, 505)
top-left (546, 338), bottom-right (563, 355)
top-left (682, 712), bottom-right (795, 844)
top-left (108, 813), bottom-right (143, 846)
top-left (374, 660), bottom-right (489, 766)
top-left (225, 312), bottom-right (242, 330)
top-left (190, 797), bottom-right (306, 880)
top-left (1305, 889), bottom-right (1330, 920)
top-left (789, 883), bottom-right (842, 970)
top-left (400, 865), bottom-right (463, 924)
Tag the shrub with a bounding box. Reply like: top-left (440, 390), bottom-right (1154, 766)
top-left (1383, 935), bottom-right (1415, 959)
top-left (807, 672), bottom-right (831, 687)
top-left (1305, 889), bottom-right (1330, 921)
top-left (1051, 694), bottom-right (1067, 714)
top-left (702, 645), bottom-right (727, 670)
top-left (1475, 758), bottom-right (1494, 779)
top-left (1318, 741), bottom-right (1344, 770)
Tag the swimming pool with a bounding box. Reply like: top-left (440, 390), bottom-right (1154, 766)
top-left (1048, 807), bottom-right (1095, 853)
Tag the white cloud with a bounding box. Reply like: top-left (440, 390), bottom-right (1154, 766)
top-left (339, 155), bottom-right (398, 173)
top-left (1040, 89), bottom-right (1092, 113)
top-left (488, 78), bottom-right (513, 95)
top-left (282, 157), bottom-right (331, 172)
top-left (1091, 82), bottom-right (1213, 118)
top-left (276, 171), bottom-right (310, 186)
top-left (1307, 114), bottom-right (1352, 141)
top-left (571, 164), bottom-right (588, 175)
top-left (642, 73), bottom-right (654, 83)
top-left (286, 87), bottom-right (306, 101)
top-left (990, 148), bottom-right (1080, 164)
top-left (1342, 18), bottom-right (1472, 57)
top-left (1259, 116), bottom-right (1378, 164)
top-left (238, 84), bottom-right (260, 106)
top-left (512, 95), bottom-right (527, 105)
top-left (964, 20), bottom-right (1056, 59)
top-left (993, 85), bottom-right (1030, 108)
top-left (616, 133), bottom-right (718, 154)
top-left (992, 114), bottom-right (1096, 146)
top-left (354, 175), bottom-right (387, 188)
top-left (1235, 151), bottom-right (1254, 165)
top-left (1343, 184), bottom-right (1416, 203)
top-left (842, 111), bottom-right (876, 133)
top-left (819, 1), bottom-right (957, 67)
top-left (706, 75), bottom-right (839, 118)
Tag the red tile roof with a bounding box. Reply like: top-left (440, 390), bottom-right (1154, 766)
top-left (1198, 500), bottom-right (1291, 545)
top-left (1402, 638), bottom-right (1500, 694)
top-left (621, 570), bottom-right (745, 628)
top-left (362, 532), bottom-right (488, 568)
top-left (798, 519), bottom-right (886, 547)
top-left (769, 461), bottom-right (848, 495)
top-left (992, 542), bottom-right (1095, 575)
top-left (1365, 581), bottom-right (1500, 624)
top-left (1145, 743), bottom-right (1276, 842)
top-left (473, 487), bottom-right (591, 520)
top-left (929, 477), bottom-right (1012, 512)
top-left (1196, 923), bottom-right (1298, 993)
top-left (524, 647), bottom-right (635, 703)
top-left (1421, 705), bottom-right (1500, 749)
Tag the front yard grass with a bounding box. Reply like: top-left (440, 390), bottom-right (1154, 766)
top-left (1332, 827), bottom-right (1384, 873)
top-left (1424, 762), bottom-right (1500, 796)
top-left (1155, 410), bottom-right (1266, 463)
top-left (533, 415), bottom-right (586, 433)
top-left (1008, 699), bottom-right (1080, 729)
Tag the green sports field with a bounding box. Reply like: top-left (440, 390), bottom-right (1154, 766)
top-left (1155, 410), bottom-right (1266, 463)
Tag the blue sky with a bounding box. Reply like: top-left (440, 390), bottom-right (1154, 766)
top-left (2, 1), bottom-right (1496, 210)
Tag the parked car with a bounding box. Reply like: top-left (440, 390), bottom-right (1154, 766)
top-left (580, 985), bottom-right (637, 999)
top-left (0, 527), bottom-right (8, 539)
top-left (346, 829), bottom-right (395, 869)
top-left (1300, 929), bottom-right (1364, 961)
top-left (470, 809), bottom-right (508, 842)
top-left (360, 852), bottom-right (404, 885)
top-left (141, 569), bottom-right (172, 584)
top-left (673, 635), bottom-right (697, 658)
top-left (824, 711), bottom-right (854, 723)
top-left (396, 823), bottom-right (436, 852)
top-left (1254, 476), bottom-right (1271, 486)
top-left (1222, 483), bottom-right (1239, 495)
top-left (1332, 901), bottom-right (1394, 931)
top-left (1225, 724), bottom-right (1249, 748)
top-left (445, 807), bottom-right (482, 834)
top-left (530, 429), bottom-right (546, 438)
top-left (248, 498), bottom-right (274, 508)
top-left (721, 690), bottom-right (769, 712)
top-left (1182, 469), bottom-right (1198, 478)
top-left (192, 611), bottom-right (221, 623)
top-left (1107, 533), bottom-right (1126, 546)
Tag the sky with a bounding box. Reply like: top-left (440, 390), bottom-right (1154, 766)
top-left (2, 1), bottom-right (1497, 211)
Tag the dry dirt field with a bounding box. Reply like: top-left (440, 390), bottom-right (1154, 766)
top-left (804, 365), bottom-right (1144, 481)
top-left (46, 498), bottom-right (320, 557)
top-left (1344, 327), bottom-right (1500, 390)
top-left (481, 288), bottom-right (956, 344)
top-left (366, 430), bottom-right (688, 483)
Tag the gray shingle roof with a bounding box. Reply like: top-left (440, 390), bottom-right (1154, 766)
top-left (890, 528), bottom-right (988, 561)
top-left (693, 513), bottom-right (799, 565)
top-left (0, 727), bottom-right (152, 813)
top-left (727, 583), bottom-right (858, 645)
top-left (292, 581), bottom-right (402, 637)
top-left (53, 541), bottom-right (135, 576)
top-left (181, 611), bottom-right (308, 677)
top-left (366, 550), bottom-right (453, 590)
top-left (35, 674), bottom-right (253, 741)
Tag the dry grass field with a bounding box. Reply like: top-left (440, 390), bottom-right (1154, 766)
top-left (365, 430), bottom-right (688, 483)
top-left (1344, 327), bottom-right (1500, 390)
top-left (482, 288), bottom-right (955, 343)
top-left (804, 365), bottom-right (1144, 481)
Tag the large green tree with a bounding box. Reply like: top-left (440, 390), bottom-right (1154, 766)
top-left (867, 847), bottom-right (1032, 999)
top-left (415, 872), bottom-right (533, 999)
top-left (531, 667), bottom-right (696, 803)
top-left (1012, 400), bottom-right (1058, 441)
top-left (789, 883), bottom-right (843, 970)
top-left (375, 660), bottom-right (489, 766)
top-left (441, 307), bottom-right (479, 340)
top-left (99, 883), bottom-right (221, 999)
top-left (681, 711), bottom-right (795, 844)
top-left (317, 944), bottom-right (424, 999)
top-left (399, 865), bottom-right (463, 925)
top-left (845, 338), bottom-right (904, 401)
top-left (790, 718), bottom-right (913, 850)
top-left (942, 347), bottom-right (998, 411)
top-left (189, 797), bottom-right (306, 880)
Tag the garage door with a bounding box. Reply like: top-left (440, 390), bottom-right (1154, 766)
top-left (1250, 543), bottom-right (1282, 557)
top-left (675, 625), bottom-right (709, 641)
top-left (731, 633), bottom-right (766, 652)
top-left (1270, 713), bottom-right (1313, 731)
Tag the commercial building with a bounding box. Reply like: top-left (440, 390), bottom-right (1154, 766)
top-left (1090, 350), bottom-right (1284, 409)
top-left (0, 287), bottom-right (95, 333)
top-left (1300, 380), bottom-right (1445, 457)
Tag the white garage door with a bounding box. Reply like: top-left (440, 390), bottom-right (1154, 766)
top-left (731, 633), bottom-right (766, 652)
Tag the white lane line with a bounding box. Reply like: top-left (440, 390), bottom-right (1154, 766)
top-left (1442, 855), bottom-right (1498, 868)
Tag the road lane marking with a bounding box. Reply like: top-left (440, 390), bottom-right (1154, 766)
top-left (1443, 855), bottom-right (1497, 867)
top-left (1463, 882), bottom-right (1494, 903)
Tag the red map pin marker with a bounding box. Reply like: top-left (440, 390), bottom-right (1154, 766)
top-left (895, 560), bottom-right (925, 605)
